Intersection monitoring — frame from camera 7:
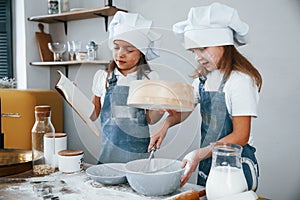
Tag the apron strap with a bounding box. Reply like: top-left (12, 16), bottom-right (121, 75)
top-left (108, 71), bottom-right (117, 86)
top-left (137, 70), bottom-right (143, 80)
top-left (199, 75), bottom-right (207, 92)
top-left (218, 77), bottom-right (227, 92)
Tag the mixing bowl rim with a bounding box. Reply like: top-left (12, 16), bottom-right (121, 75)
top-left (86, 163), bottom-right (126, 179)
top-left (125, 158), bottom-right (185, 175)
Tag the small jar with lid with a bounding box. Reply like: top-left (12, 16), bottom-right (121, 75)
top-left (86, 41), bottom-right (98, 61)
top-left (32, 105), bottom-right (55, 175)
top-left (44, 133), bottom-right (67, 168)
top-left (58, 150), bottom-right (84, 173)
top-left (60, 0), bottom-right (70, 13)
top-left (48, 0), bottom-right (59, 14)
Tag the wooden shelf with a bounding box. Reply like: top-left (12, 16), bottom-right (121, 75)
top-left (27, 6), bottom-right (126, 24)
top-left (30, 60), bottom-right (110, 77)
top-left (30, 60), bottom-right (110, 66)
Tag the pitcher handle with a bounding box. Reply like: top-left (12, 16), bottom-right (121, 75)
top-left (241, 157), bottom-right (258, 191)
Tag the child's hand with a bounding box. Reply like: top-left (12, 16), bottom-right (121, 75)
top-left (180, 150), bottom-right (201, 187)
top-left (180, 147), bottom-right (211, 187)
top-left (148, 131), bottom-right (165, 152)
top-left (166, 109), bottom-right (178, 115)
top-left (148, 120), bottom-right (169, 151)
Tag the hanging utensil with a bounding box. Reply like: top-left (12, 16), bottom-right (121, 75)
top-left (35, 23), bottom-right (53, 61)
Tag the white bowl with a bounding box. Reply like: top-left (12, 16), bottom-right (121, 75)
top-left (86, 163), bottom-right (127, 185)
top-left (125, 158), bottom-right (185, 196)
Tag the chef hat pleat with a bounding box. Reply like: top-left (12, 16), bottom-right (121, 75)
top-left (173, 2), bottom-right (249, 49)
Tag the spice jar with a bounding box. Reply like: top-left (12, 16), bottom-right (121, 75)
top-left (86, 41), bottom-right (98, 61)
top-left (58, 150), bottom-right (84, 173)
top-left (32, 105), bottom-right (55, 175)
top-left (48, 0), bottom-right (59, 14)
top-left (60, 0), bottom-right (70, 13)
top-left (44, 133), bottom-right (67, 168)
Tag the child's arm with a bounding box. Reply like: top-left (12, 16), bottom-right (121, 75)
top-left (148, 110), bottom-right (192, 151)
top-left (146, 109), bottom-right (165, 125)
top-left (90, 95), bottom-right (101, 121)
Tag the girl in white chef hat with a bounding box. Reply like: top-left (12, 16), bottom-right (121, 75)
top-left (148, 2), bottom-right (262, 190)
top-left (91, 11), bottom-right (164, 164)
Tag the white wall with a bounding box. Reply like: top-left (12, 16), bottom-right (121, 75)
top-left (18, 0), bottom-right (300, 199)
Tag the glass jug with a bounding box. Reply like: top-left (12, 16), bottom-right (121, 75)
top-left (206, 142), bottom-right (257, 200)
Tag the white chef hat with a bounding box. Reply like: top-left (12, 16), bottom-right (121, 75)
top-left (108, 11), bottom-right (161, 61)
top-left (173, 2), bottom-right (249, 49)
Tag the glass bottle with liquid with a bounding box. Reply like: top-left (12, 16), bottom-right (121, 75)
top-left (32, 105), bottom-right (56, 175)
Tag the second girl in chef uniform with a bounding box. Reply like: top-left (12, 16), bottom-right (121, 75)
top-left (148, 3), bottom-right (262, 190)
top-left (91, 11), bottom-right (163, 164)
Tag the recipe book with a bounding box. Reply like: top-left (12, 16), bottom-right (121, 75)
top-left (55, 70), bottom-right (100, 136)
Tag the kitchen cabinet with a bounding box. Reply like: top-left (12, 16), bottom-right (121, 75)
top-left (0, 89), bottom-right (63, 150)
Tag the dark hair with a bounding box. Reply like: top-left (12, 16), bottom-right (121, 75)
top-left (105, 54), bottom-right (152, 89)
top-left (193, 45), bottom-right (262, 92)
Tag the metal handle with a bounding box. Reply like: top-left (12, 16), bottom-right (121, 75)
top-left (150, 143), bottom-right (157, 152)
top-left (148, 143), bottom-right (157, 159)
top-left (1, 113), bottom-right (21, 118)
top-left (242, 157), bottom-right (258, 191)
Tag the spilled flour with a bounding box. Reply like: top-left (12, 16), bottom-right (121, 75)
top-left (0, 171), bottom-right (204, 200)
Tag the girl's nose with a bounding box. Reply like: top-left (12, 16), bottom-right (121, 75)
top-left (195, 53), bottom-right (202, 62)
top-left (115, 48), bottom-right (125, 57)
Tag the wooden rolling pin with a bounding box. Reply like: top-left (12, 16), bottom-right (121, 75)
top-left (171, 189), bottom-right (206, 200)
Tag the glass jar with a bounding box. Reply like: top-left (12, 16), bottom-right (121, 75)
top-left (86, 41), bottom-right (98, 61)
top-left (44, 133), bottom-right (67, 168)
top-left (60, 0), bottom-right (70, 13)
top-left (48, 0), bottom-right (59, 14)
top-left (58, 150), bottom-right (84, 173)
top-left (32, 105), bottom-right (55, 175)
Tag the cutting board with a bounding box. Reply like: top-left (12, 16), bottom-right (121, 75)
top-left (35, 23), bottom-right (53, 61)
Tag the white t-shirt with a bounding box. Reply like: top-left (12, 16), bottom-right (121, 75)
top-left (92, 68), bottom-right (159, 105)
top-left (192, 70), bottom-right (259, 145)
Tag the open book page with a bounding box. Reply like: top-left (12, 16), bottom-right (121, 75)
top-left (55, 70), bottom-right (100, 136)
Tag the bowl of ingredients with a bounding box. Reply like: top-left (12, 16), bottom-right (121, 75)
top-left (86, 163), bottom-right (127, 185)
top-left (125, 158), bottom-right (185, 196)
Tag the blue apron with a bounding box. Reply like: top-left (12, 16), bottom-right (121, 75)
top-left (98, 71), bottom-right (150, 164)
top-left (197, 75), bottom-right (259, 190)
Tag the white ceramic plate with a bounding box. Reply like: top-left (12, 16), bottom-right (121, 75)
top-left (86, 163), bottom-right (127, 185)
